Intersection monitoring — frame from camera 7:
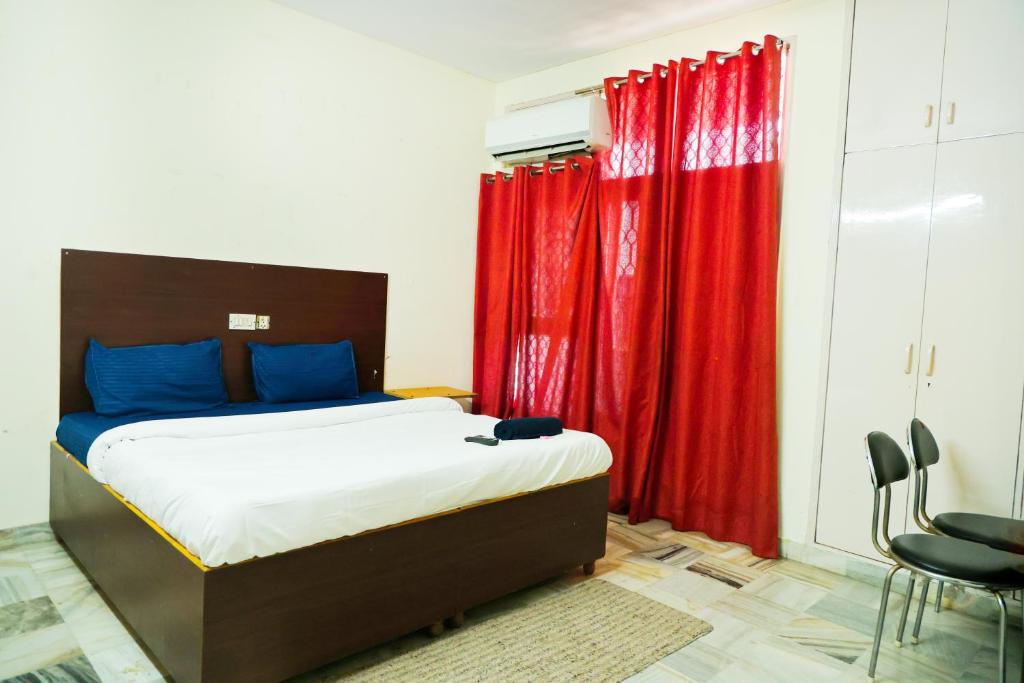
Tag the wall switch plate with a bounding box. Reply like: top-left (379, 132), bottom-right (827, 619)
top-left (256, 315), bottom-right (270, 330)
top-left (228, 313), bottom-right (257, 330)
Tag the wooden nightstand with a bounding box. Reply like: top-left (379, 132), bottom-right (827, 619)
top-left (385, 386), bottom-right (477, 400)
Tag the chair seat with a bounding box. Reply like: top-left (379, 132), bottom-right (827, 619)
top-left (891, 534), bottom-right (1024, 589)
top-left (933, 512), bottom-right (1024, 554)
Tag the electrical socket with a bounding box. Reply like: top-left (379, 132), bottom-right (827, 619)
top-left (228, 313), bottom-right (257, 330)
top-left (256, 315), bottom-right (270, 330)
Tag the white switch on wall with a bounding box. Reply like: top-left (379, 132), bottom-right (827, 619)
top-left (228, 313), bottom-right (257, 330)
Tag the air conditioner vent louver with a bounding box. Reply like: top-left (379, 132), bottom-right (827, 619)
top-left (485, 96), bottom-right (610, 166)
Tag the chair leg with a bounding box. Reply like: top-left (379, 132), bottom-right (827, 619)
top-left (934, 580), bottom-right (944, 613)
top-left (895, 573), bottom-right (916, 648)
top-left (911, 578), bottom-right (930, 644)
top-left (869, 564), bottom-right (900, 679)
top-left (994, 591), bottom-right (1008, 683)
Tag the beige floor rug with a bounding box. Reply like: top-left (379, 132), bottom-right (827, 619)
top-left (333, 579), bottom-right (712, 682)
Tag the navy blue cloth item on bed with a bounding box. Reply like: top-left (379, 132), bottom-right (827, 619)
top-left (493, 417), bottom-right (564, 440)
top-left (85, 338), bottom-right (228, 417)
top-left (248, 340), bottom-right (359, 403)
top-left (56, 392), bottom-right (401, 467)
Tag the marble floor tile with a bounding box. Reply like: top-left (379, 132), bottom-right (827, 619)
top-left (657, 639), bottom-right (735, 681)
top-left (807, 592), bottom-right (901, 639)
top-left (706, 632), bottom-right (851, 683)
top-left (630, 518), bottom-right (674, 538)
top-left (649, 564), bottom-right (737, 608)
top-left (777, 613), bottom-right (871, 663)
top-left (767, 558), bottom-right (844, 591)
top-left (0, 556), bottom-right (47, 608)
top-left (0, 526), bottom-right (54, 557)
top-left (960, 639), bottom-right (1024, 683)
top-left (683, 556), bottom-right (762, 589)
top-left (914, 592), bottom-right (1013, 646)
top-left (640, 544), bottom-right (704, 568)
top-left (622, 660), bottom-right (694, 682)
top-left (852, 642), bottom-right (960, 683)
top-left (712, 588), bottom-right (803, 633)
top-left (663, 531), bottom-right (736, 557)
top-left (892, 626), bottom-right (983, 674)
top-left (741, 573), bottom-right (829, 612)
top-left (607, 523), bottom-right (673, 552)
top-left (689, 606), bottom-right (763, 655)
top-left (600, 563), bottom-right (672, 592)
top-left (0, 623), bottom-right (83, 679)
top-left (0, 597), bottom-right (64, 639)
top-left (0, 517), bottom-right (1017, 682)
top-left (620, 551), bottom-right (687, 579)
top-left (51, 586), bottom-right (135, 656)
top-left (2, 654), bottom-right (101, 683)
top-left (637, 585), bottom-right (707, 616)
top-left (86, 642), bottom-right (165, 683)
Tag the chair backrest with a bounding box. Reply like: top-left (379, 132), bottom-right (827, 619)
top-left (908, 418), bottom-right (941, 470)
top-left (907, 418), bottom-right (940, 531)
top-left (863, 431), bottom-right (911, 557)
top-left (865, 431), bottom-right (910, 488)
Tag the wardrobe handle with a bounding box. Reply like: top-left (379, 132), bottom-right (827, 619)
top-left (946, 101), bottom-right (956, 125)
top-left (904, 343), bottom-right (914, 374)
top-left (924, 105), bottom-right (934, 128)
top-left (925, 344), bottom-right (936, 376)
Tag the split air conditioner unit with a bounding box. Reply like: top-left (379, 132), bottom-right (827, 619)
top-left (485, 95), bottom-right (611, 166)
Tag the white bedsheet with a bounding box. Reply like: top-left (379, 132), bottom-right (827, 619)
top-left (87, 398), bottom-right (612, 566)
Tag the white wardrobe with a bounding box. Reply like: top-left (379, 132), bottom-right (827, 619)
top-left (815, 0), bottom-right (1024, 560)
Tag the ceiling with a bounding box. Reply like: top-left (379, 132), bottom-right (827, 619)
top-left (273, 0), bottom-right (785, 82)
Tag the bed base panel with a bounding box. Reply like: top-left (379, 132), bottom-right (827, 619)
top-left (49, 444), bottom-right (608, 683)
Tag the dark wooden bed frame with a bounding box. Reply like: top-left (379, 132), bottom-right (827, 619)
top-left (50, 250), bottom-right (609, 682)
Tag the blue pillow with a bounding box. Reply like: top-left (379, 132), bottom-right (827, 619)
top-left (85, 338), bottom-right (229, 417)
top-left (248, 340), bottom-right (359, 403)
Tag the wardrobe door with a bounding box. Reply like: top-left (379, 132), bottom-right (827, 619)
top-left (915, 134), bottom-right (1024, 517)
top-left (845, 0), bottom-right (947, 153)
top-left (815, 145), bottom-right (935, 560)
top-left (938, 0), bottom-right (1024, 142)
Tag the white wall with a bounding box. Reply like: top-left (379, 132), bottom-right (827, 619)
top-left (493, 0), bottom-right (848, 545)
top-left (0, 0), bottom-right (494, 529)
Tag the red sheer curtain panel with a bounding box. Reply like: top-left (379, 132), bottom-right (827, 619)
top-left (473, 35), bottom-right (784, 558)
top-left (600, 36), bottom-right (783, 557)
top-left (473, 158), bottom-right (600, 422)
top-left (473, 167), bottom-right (522, 419)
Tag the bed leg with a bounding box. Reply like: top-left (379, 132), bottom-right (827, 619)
top-left (583, 561), bottom-right (596, 576)
top-left (427, 621), bottom-right (445, 638)
top-left (446, 611), bottom-right (465, 629)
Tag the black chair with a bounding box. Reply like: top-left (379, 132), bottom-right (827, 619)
top-left (863, 430), bottom-right (1024, 681)
top-left (907, 417), bottom-right (1024, 618)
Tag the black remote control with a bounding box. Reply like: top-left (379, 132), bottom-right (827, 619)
top-left (465, 435), bottom-right (499, 446)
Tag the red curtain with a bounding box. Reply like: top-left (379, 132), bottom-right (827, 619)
top-left (473, 158), bottom-right (601, 422)
top-left (473, 37), bottom-right (783, 558)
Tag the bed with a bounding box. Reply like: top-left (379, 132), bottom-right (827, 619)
top-left (50, 249), bottom-right (611, 682)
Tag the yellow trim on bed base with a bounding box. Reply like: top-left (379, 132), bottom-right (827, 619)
top-left (52, 441), bottom-right (210, 572)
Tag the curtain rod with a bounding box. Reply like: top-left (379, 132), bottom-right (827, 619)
top-left (574, 38), bottom-right (785, 96)
top-left (485, 160), bottom-right (581, 184)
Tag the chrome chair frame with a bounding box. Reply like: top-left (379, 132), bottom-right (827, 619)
top-left (907, 422), bottom-right (947, 615)
top-left (865, 436), bottom-right (1018, 682)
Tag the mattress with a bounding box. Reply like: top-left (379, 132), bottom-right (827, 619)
top-left (56, 392), bottom-right (401, 466)
top-left (86, 398), bottom-right (613, 566)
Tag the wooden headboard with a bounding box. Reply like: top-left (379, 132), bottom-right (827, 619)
top-left (60, 249), bottom-right (388, 417)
